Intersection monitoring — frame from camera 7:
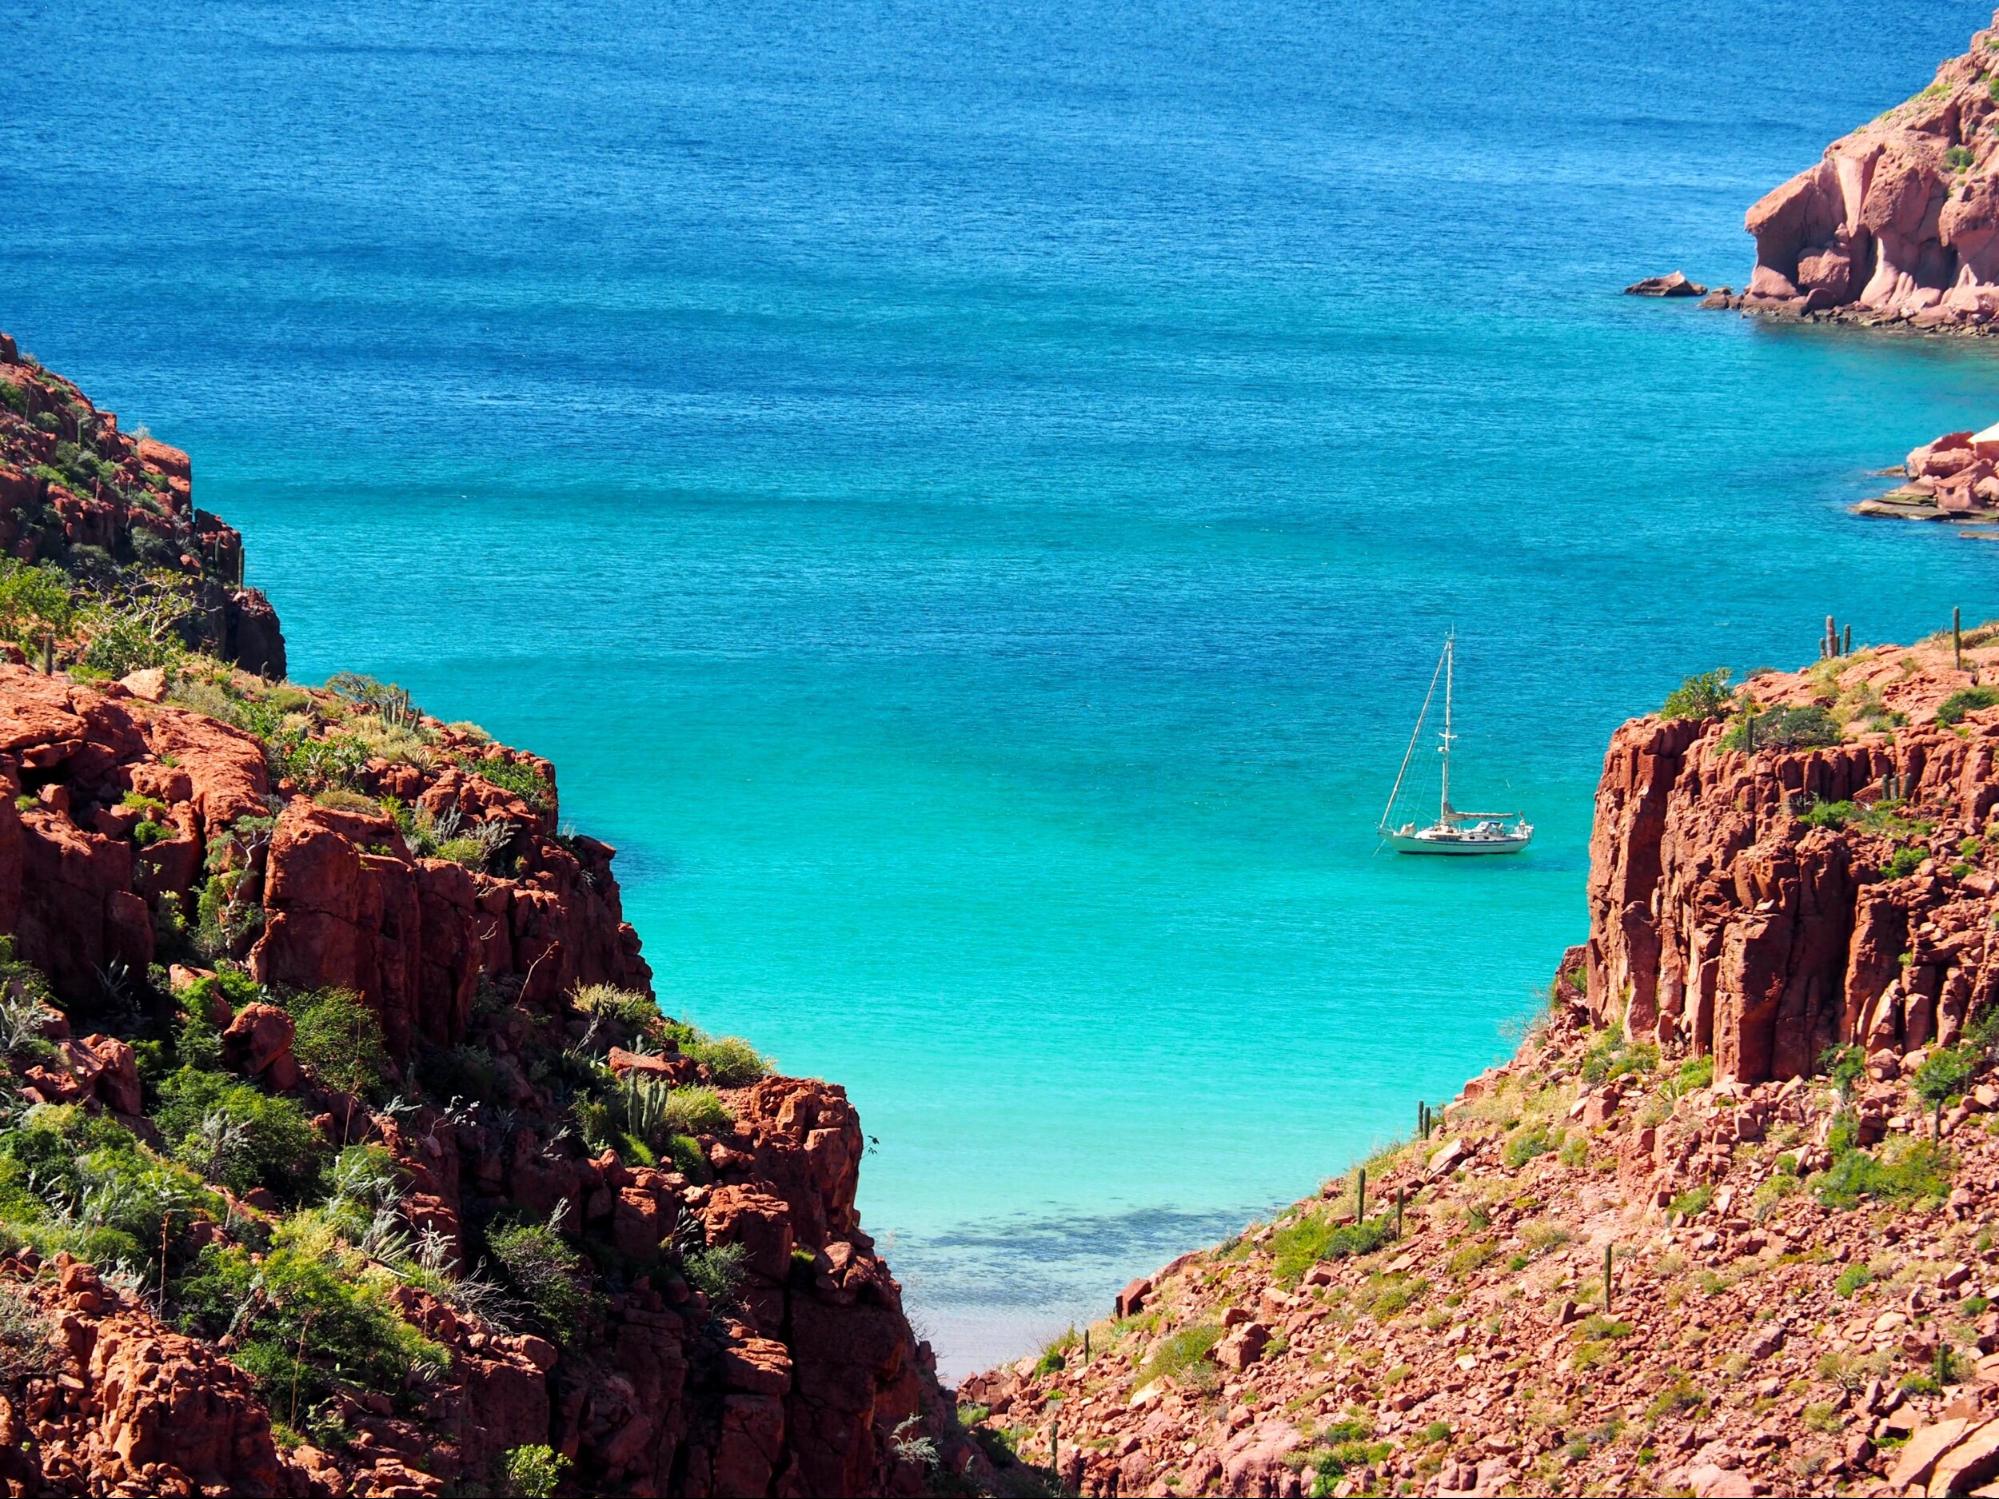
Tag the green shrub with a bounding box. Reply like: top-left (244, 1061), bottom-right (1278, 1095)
top-left (154, 1068), bottom-right (322, 1197)
top-left (177, 1218), bottom-right (445, 1412)
top-left (0, 1104), bottom-right (222, 1268)
top-left (485, 1221), bottom-right (592, 1334)
top-left (1502, 1124), bottom-right (1554, 1169)
top-left (466, 756), bottom-right (552, 809)
top-left (1133, 1323), bottom-right (1222, 1391)
top-left (1821, 1043), bottom-right (1865, 1099)
top-left (0, 559), bottom-right (79, 647)
top-left (1884, 846), bottom-right (1925, 880)
top-left (1814, 1139), bottom-right (1952, 1210)
top-left (683, 1035), bottom-right (767, 1086)
top-left (1722, 705), bottom-right (1840, 751)
top-left (1660, 669), bottom-right (1733, 722)
top-left (1938, 687), bottom-right (1999, 727)
top-left (281, 988), bottom-right (389, 1101)
top-left (1947, 145), bottom-right (1977, 171)
top-left (1798, 799), bottom-right (1855, 830)
top-left (572, 984), bottom-right (657, 1029)
top-left (1915, 1043), bottom-right (1979, 1112)
top-left (683, 1239), bottom-right (750, 1306)
top-left (659, 1084), bottom-right (730, 1136)
top-left (1668, 1184), bottom-right (1713, 1218)
top-left (502, 1444), bottom-right (571, 1498)
top-left (1834, 1263), bottom-right (1872, 1297)
top-left (1271, 1210), bottom-right (1394, 1282)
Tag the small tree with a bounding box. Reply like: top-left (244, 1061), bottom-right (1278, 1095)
top-left (1915, 1045), bottom-right (1978, 1140)
top-left (1660, 669), bottom-right (1733, 722)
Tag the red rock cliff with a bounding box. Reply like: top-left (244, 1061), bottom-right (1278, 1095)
top-left (1735, 11), bottom-right (1999, 330)
top-left (1585, 634), bottom-right (1999, 1081)
top-left (0, 345), bottom-right (983, 1498)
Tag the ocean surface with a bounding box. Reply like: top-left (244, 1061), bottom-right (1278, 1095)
top-left (9, 0), bottom-right (1999, 1376)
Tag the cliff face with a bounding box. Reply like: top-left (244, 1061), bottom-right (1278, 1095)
top-left (1731, 11), bottom-right (1999, 330)
top-left (1585, 635), bottom-right (1999, 1083)
top-left (0, 334), bottom-right (284, 675)
top-left (969, 637), bottom-right (1999, 1498)
top-left (0, 343), bottom-right (980, 1498)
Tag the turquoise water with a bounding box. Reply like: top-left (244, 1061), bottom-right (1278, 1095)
top-left (9, 0), bottom-right (1999, 1373)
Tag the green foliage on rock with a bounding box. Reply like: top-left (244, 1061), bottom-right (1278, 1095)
top-left (177, 1214), bottom-right (446, 1413)
top-left (154, 1067), bottom-right (322, 1198)
top-left (1659, 669), bottom-right (1733, 722)
top-left (1722, 705), bottom-right (1840, 751)
top-left (502, 1445), bottom-right (571, 1499)
top-left (1937, 686), bottom-right (1999, 726)
top-left (281, 988), bottom-right (390, 1101)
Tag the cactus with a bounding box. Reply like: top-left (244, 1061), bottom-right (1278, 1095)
top-left (1956, 607), bottom-right (1965, 671)
top-left (1050, 1418), bottom-right (1060, 1488)
top-left (1356, 1166), bottom-right (1367, 1223)
top-left (1824, 614), bottom-right (1838, 660)
top-left (1395, 1186), bottom-right (1406, 1240)
top-left (1603, 1244), bottom-right (1614, 1312)
top-left (1844, 624), bottom-right (1853, 655)
top-left (1082, 1326), bottom-right (1090, 1363)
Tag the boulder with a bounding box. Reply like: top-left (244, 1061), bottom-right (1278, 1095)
top-left (1625, 271), bottom-right (1708, 297)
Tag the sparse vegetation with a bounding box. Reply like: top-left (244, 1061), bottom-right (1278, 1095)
top-left (1660, 669), bottom-right (1733, 722)
top-left (1938, 687), bottom-right (1999, 727)
top-left (1722, 704), bottom-right (1840, 751)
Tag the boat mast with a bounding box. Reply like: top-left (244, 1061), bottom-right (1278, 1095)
top-left (1439, 631), bottom-right (1454, 822)
top-left (1381, 640), bottom-right (1447, 834)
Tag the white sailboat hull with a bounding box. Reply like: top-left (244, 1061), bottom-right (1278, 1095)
top-left (1384, 823), bottom-right (1533, 855)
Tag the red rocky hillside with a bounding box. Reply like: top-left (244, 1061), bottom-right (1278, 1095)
top-left (0, 342), bottom-right (986, 1498)
top-left (968, 630), bottom-right (1999, 1497)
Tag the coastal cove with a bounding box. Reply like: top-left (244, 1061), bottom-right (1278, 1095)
top-left (13, 0), bottom-right (1999, 1378)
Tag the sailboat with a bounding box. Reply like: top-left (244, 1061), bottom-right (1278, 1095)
top-left (1379, 633), bottom-right (1533, 855)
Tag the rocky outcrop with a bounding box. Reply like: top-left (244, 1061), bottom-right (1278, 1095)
top-left (1858, 424), bottom-right (1999, 527)
top-left (0, 664), bottom-right (648, 1044)
top-left (1623, 271), bottom-right (1707, 297)
top-left (0, 336), bottom-right (286, 675)
top-left (1584, 634), bottom-right (1999, 1082)
top-left (1726, 12), bottom-right (1999, 331)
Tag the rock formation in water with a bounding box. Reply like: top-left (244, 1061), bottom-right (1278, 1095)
top-left (969, 630), bottom-right (1999, 1497)
top-left (0, 341), bottom-right (984, 1497)
top-left (1718, 11), bottom-right (1999, 330)
top-left (1856, 424), bottom-right (1999, 527)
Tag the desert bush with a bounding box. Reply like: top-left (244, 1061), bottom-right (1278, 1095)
top-left (501, 1445), bottom-right (571, 1498)
top-left (1722, 705), bottom-right (1840, 751)
top-left (281, 988), bottom-right (390, 1101)
top-left (155, 1069), bottom-right (322, 1197)
top-left (1133, 1323), bottom-right (1222, 1392)
top-left (1271, 1209), bottom-right (1393, 1282)
top-left (484, 1220), bottom-right (593, 1335)
top-left (177, 1217), bottom-right (445, 1412)
top-left (1660, 669), bottom-right (1732, 722)
top-left (1937, 687), bottom-right (1999, 727)
top-left (1814, 1138), bottom-right (1952, 1210)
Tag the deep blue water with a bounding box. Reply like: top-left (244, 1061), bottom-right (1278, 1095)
top-left (7, 0), bottom-right (1999, 1374)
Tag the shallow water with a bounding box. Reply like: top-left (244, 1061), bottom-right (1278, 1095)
top-left (9, 0), bottom-right (1999, 1375)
